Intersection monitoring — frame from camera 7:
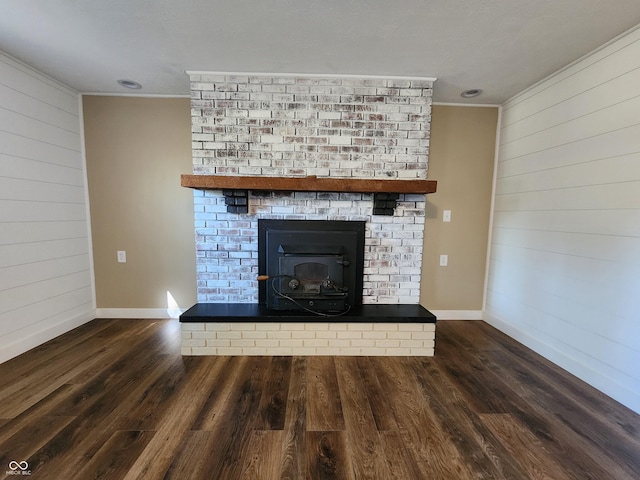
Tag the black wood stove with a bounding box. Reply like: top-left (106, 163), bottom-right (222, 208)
top-left (258, 219), bottom-right (365, 313)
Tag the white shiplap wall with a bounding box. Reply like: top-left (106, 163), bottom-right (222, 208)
top-left (485, 26), bottom-right (640, 414)
top-left (0, 51), bottom-right (94, 363)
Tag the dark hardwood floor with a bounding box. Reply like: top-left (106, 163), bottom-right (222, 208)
top-left (0, 319), bottom-right (638, 479)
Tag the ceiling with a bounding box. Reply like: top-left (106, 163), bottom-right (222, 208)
top-left (1, 1), bottom-right (640, 104)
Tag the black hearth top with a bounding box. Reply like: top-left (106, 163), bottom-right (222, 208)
top-left (179, 303), bottom-right (437, 323)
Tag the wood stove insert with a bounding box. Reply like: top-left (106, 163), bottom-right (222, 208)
top-left (258, 219), bottom-right (365, 315)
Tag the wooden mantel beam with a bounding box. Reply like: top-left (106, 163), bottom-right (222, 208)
top-left (181, 175), bottom-right (437, 194)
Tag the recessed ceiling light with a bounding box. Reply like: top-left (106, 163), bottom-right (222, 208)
top-left (461, 89), bottom-right (482, 98)
top-left (117, 79), bottom-right (142, 89)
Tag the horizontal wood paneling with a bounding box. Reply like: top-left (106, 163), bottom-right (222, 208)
top-left (498, 123), bottom-right (640, 178)
top-left (500, 66), bottom-right (640, 144)
top-left (491, 227), bottom-right (640, 264)
top-left (495, 181), bottom-right (640, 211)
top-left (0, 238), bottom-right (90, 269)
top-left (0, 177), bottom-right (86, 203)
top-left (502, 27), bottom-right (640, 125)
top-left (0, 220), bottom-right (88, 245)
top-left (0, 51), bottom-right (93, 363)
top-left (486, 26), bottom-right (640, 413)
top-left (0, 289), bottom-right (93, 333)
top-left (0, 255), bottom-right (91, 291)
top-left (0, 200), bottom-right (87, 224)
top-left (493, 209), bottom-right (640, 237)
top-left (500, 95), bottom-right (640, 160)
top-left (496, 152), bottom-right (640, 194)
top-left (1, 154), bottom-right (85, 185)
top-left (0, 57), bottom-right (79, 116)
top-left (0, 83), bottom-right (80, 133)
top-left (0, 130), bottom-right (82, 168)
top-left (0, 106), bottom-right (81, 151)
top-left (0, 270), bottom-right (91, 314)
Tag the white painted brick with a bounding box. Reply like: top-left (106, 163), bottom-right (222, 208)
top-left (231, 323), bottom-right (255, 330)
top-left (183, 321), bottom-right (435, 356)
top-left (398, 324), bottom-right (424, 331)
top-left (350, 339), bottom-right (375, 348)
top-left (362, 331), bottom-right (388, 340)
top-left (241, 331), bottom-right (268, 339)
top-left (316, 331), bottom-right (338, 339)
top-left (256, 339), bottom-right (280, 348)
top-left (266, 347), bottom-right (295, 355)
top-left (339, 347), bottom-right (362, 355)
top-left (410, 332), bottom-right (436, 340)
top-left (411, 347), bottom-right (435, 356)
top-left (291, 331), bottom-right (317, 339)
top-left (191, 346), bottom-right (217, 355)
top-left (385, 347), bottom-right (412, 355)
top-left (303, 339), bottom-right (329, 348)
top-left (387, 331), bottom-right (413, 340)
top-left (347, 323), bottom-right (373, 331)
top-left (336, 331), bottom-right (362, 340)
top-left (191, 73), bottom-right (431, 306)
top-left (182, 339), bottom-right (206, 347)
top-left (267, 330), bottom-right (292, 339)
top-left (216, 347), bottom-right (245, 355)
top-left (191, 331), bottom-right (216, 339)
top-left (241, 347), bottom-right (268, 355)
top-left (283, 323), bottom-right (307, 331)
top-left (181, 347), bottom-right (193, 356)
top-left (216, 331), bottom-right (242, 339)
top-left (328, 339), bottom-right (351, 348)
top-left (304, 323), bottom-right (330, 331)
top-left (248, 110), bottom-right (272, 118)
top-left (181, 324), bottom-right (206, 331)
top-left (321, 348), bottom-right (344, 355)
top-left (373, 323), bottom-right (398, 331)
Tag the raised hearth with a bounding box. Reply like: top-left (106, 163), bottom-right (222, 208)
top-left (180, 303), bottom-right (437, 356)
top-left (181, 303), bottom-right (436, 322)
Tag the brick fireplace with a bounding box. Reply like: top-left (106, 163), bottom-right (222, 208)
top-left (181, 72), bottom-right (436, 356)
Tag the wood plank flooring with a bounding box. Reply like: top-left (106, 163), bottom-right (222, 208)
top-left (0, 319), bottom-right (639, 479)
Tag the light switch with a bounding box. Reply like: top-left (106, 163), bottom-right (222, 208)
top-left (443, 210), bottom-right (451, 222)
top-left (117, 251), bottom-right (127, 263)
top-left (440, 254), bottom-right (448, 267)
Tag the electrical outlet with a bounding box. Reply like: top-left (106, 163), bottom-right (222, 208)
top-left (117, 250), bottom-right (127, 263)
top-left (440, 254), bottom-right (448, 267)
top-left (443, 210), bottom-right (451, 222)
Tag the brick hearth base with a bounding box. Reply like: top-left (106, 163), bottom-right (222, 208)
top-left (179, 303), bottom-right (437, 356)
top-left (181, 322), bottom-right (435, 356)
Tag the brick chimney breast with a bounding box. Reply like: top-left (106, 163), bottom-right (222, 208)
top-left (189, 73), bottom-right (433, 304)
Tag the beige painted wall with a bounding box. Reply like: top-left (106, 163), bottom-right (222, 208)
top-left (83, 96), bottom-right (197, 310)
top-left (420, 105), bottom-right (498, 311)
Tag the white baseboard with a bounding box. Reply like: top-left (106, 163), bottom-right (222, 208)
top-left (431, 310), bottom-right (483, 320)
top-left (95, 308), bottom-right (184, 319)
top-left (484, 311), bottom-right (640, 415)
top-left (0, 309), bottom-right (96, 364)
